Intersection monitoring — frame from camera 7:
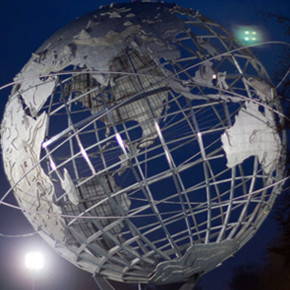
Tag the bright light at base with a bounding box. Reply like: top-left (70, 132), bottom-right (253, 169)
top-left (25, 252), bottom-right (44, 271)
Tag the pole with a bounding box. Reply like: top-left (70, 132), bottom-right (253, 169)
top-left (32, 272), bottom-right (35, 290)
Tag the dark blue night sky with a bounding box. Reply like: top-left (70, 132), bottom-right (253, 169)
top-left (0, 1), bottom-right (289, 289)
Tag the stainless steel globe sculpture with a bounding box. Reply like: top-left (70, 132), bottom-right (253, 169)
top-left (1, 1), bottom-right (286, 288)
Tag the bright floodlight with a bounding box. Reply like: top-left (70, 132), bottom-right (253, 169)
top-left (25, 252), bottom-right (44, 271)
top-left (234, 26), bottom-right (263, 44)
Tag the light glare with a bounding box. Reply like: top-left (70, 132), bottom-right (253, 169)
top-left (49, 158), bottom-right (57, 171)
top-left (116, 133), bottom-right (126, 152)
top-left (234, 26), bottom-right (263, 45)
top-left (25, 252), bottom-right (44, 271)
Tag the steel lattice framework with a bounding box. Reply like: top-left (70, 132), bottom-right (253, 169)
top-left (1, 2), bottom-right (286, 289)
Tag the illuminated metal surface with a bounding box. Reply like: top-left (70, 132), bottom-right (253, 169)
top-left (1, 1), bottom-right (286, 288)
